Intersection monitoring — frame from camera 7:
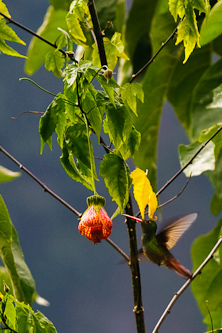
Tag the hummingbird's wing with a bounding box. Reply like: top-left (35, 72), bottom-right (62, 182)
top-left (156, 213), bottom-right (197, 249)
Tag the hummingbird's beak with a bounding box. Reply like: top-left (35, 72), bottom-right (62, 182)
top-left (123, 214), bottom-right (143, 223)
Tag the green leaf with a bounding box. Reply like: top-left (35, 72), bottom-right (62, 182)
top-left (118, 126), bottom-right (141, 160)
top-left (39, 93), bottom-right (66, 153)
top-left (50, 0), bottom-right (73, 11)
top-left (92, 32), bottom-right (129, 70)
top-left (191, 218), bottom-right (222, 331)
top-left (0, 166), bottom-right (21, 183)
top-left (25, 6), bottom-right (68, 75)
top-left (4, 296), bottom-right (17, 330)
top-left (211, 193), bottom-right (222, 216)
top-left (169, 0), bottom-right (209, 63)
top-left (0, 20), bottom-right (26, 58)
top-left (121, 83), bottom-right (144, 116)
top-left (200, 1), bottom-right (222, 46)
top-left (45, 49), bottom-right (65, 77)
top-left (206, 150), bottom-right (222, 212)
top-left (0, 196), bottom-right (36, 305)
top-left (100, 153), bottom-right (131, 212)
top-left (103, 103), bottom-right (132, 151)
top-left (60, 143), bottom-right (94, 190)
top-left (190, 59), bottom-right (222, 140)
top-left (179, 141), bottom-right (215, 177)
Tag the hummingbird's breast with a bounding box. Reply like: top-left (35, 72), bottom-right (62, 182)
top-left (142, 236), bottom-right (171, 266)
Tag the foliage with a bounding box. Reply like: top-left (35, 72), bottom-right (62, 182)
top-left (1, 0), bottom-right (222, 332)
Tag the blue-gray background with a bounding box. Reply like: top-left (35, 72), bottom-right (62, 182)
top-left (0, 2), bottom-right (218, 332)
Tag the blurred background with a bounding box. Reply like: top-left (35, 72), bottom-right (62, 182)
top-left (0, 1), bottom-right (218, 332)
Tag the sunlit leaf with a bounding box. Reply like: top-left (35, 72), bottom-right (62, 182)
top-left (118, 126), bottom-right (141, 160)
top-left (179, 141), bottom-right (215, 177)
top-left (45, 50), bottom-right (65, 77)
top-left (0, 166), bottom-right (21, 183)
top-left (100, 153), bottom-right (131, 212)
top-left (191, 218), bottom-right (222, 331)
top-left (0, 1), bottom-right (11, 17)
top-left (0, 20), bottom-right (26, 58)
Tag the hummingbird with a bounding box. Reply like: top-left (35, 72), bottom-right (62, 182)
top-left (123, 213), bottom-right (197, 278)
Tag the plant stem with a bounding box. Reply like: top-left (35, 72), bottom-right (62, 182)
top-left (152, 237), bottom-right (222, 333)
top-left (125, 196), bottom-right (146, 333)
top-left (88, 0), bottom-right (108, 67)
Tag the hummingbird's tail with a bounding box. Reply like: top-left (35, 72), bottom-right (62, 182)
top-left (165, 257), bottom-right (191, 278)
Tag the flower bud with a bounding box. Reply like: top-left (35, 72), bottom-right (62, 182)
top-left (103, 68), bottom-right (113, 83)
top-left (78, 195), bottom-right (112, 244)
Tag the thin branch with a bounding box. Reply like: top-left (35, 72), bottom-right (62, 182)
top-left (157, 175), bottom-right (191, 209)
top-left (0, 12), bottom-right (77, 62)
top-left (0, 145), bottom-right (82, 218)
top-left (152, 237), bottom-right (222, 333)
top-left (106, 238), bottom-right (130, 262)
top-left (130, 18), bottom-right (184, 83)
top-left (88, 0), bottom-right (108, 67)
top-left (156, 125), bottom-right (222, 197)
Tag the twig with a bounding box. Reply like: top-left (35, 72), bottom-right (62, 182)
top-left (129, 18), bottom-right (184, 83)
top-left (0, 12), bottom-right (77, 62)
top-left (88, 0), bottom-right (107, 67)
top-left (157, 175), bottom-right (191, 209)
top-left (0, 145), bottom-right (82, 218)
top-left (156, 125), bottom-right (222, 197)
top-left (152, 237), bottom-right (222, 333)
top-left (106, 238), bottom-right (130, 262)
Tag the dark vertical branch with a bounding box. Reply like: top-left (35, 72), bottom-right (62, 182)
top-left (125, 196), bottom-right (146, 333)
top-left (88, 0), bottom-right (108, 67)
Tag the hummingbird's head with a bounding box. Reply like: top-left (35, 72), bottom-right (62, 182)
top-left (123, 214), bottom-right (157, 233)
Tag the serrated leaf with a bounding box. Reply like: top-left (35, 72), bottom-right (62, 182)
top-left (100, 153), bottom-right (131, 212)
top-left (103, 103), bottom-right (132, 150)
top-left (200, 0), bottom-right (222, 46)
top-left (0, 1), bottom-right (11, 17)
top-left (45, 50), bottom-right (65, 77)
top-left (131, 168), bottom-right (157, 219)
top-left (0, 20), bottom-right (26, 58)
top-left (66, 12), bottom-right (87, 46)
top-left (118, 126), bottom-right (141, 160)
top-left (0, 166), bottom-right (21, 183)
top-left (39, 93), bottom-right (66, 153)
top-left (92, 32), bottom-right (129, 70)
top-left (25, 6), bottom-right (68, 75)
top-left (179, 141), bottom-right (215, 177)
top-left (191, 218), bottom-right (222, 331)
top-left (121, 83), bottom-right (144, 116)
top-left (170, 0), bottom-right (209, 62)
top-left (0, 196), bottom-right (36, 305)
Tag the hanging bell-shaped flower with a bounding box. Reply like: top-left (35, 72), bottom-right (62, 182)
top-left (78, 195), bottom-right (113, 244)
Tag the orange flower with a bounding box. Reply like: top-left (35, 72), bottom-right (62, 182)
top-left (78, 195), bottom-right (112, 244)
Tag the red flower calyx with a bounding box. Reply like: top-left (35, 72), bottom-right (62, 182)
top-left (78, 195), bottom-right (113, 244)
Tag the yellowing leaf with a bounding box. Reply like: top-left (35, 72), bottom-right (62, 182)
top-left (131, 168), bottom-right (157, 219)
top-left (148, 190), bottom-right (158, 220)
